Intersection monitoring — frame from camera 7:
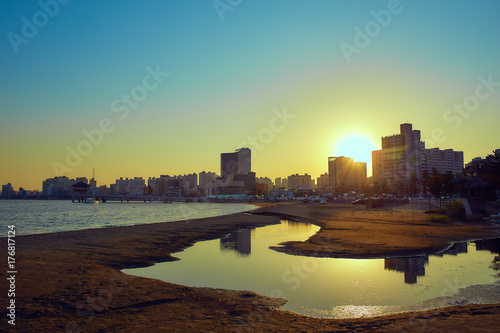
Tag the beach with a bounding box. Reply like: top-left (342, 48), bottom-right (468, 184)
top-left (2, 201), bottom-right (500, 332)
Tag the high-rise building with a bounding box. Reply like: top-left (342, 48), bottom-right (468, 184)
top-left (199, 171), bottom-right (217, 194)
top-left (287, 174), bottom-right (313, 190)
top-left (112, 177), bottom-right (145, 195)
top-left (376, 123), bottom-right (424, 181)
top-left (1, 183), bottom-right (15, 199)
top-left (218, 148), bottom-right (255, 194)
top-left (372, 124), bottom-right (464, 183)
top-left (220, 148), bottom-right (250, 178)
top-left (425, 148), bottom-right (463, 174)
top-left (281, 178), bottom-right (288, 190)
top-left (274, 177), bottom-right (282, 190)
top-left (256, 177), bottom-right (274, 191)
top-left (42, 176), bottom-right (74, 198)
top-left (220, 152), bottom-right (238, 178)
top-left (147, 175), bottom-right (172, 195)
top-left (177, 174), bottom-right (198, 190)
top-left (236, 148), bottom-right (251, 175)
top-left (317, 173), bottom-right (329, 192)
top-left (328, 157), bottom-right (367, 193)
top-left (372, 150), bottom-right (383, 180)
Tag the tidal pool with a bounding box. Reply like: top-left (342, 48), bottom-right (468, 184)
top-left (123, 220), bottom-right (500, 318)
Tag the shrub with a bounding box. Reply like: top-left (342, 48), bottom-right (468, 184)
top-left (445, 199), bottom-right (466, 220)
top-left (424, 208), bottom-right (446, 214)
top-left (427, 215), bottom-right (450, 223)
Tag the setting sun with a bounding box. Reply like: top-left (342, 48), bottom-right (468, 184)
top-left (334, 135), bottom-right (376, 176)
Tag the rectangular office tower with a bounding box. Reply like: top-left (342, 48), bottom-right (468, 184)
top-left (220, 148), bottom-right (251, 178)
top-left (218, 148), bottom-right (255, 194)
top-left (220, 152), bottom-right (238, 178)
top-left (236, 147), bottom-right (251, 174)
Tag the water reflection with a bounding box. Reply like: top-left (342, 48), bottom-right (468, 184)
top-left (123, 221), bottom-right (500, 318)
top-left (385, 240), bottom-right (500, 284)
top-left (475, 238), bottom-right (500, 254)
top-left (220, 228), bottom-right (253, 256)
top-left (385, 257), bottom-right (428, 284)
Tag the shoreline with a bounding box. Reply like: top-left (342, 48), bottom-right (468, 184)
top-left (2, 202), bottom-right (500, 332)
top-left (0, 201), bottom-right (263, 238)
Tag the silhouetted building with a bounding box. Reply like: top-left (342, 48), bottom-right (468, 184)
top-left (18, 187), bottom-right (27, 197)
top-left (111, 177), bottom-right (145, 196)
top-left (372, 123), bottom-right (425, 183)
top-left (281, 178), bottom-right (288, 190)
top-left (274, 177), bottom-right (282, 190)
top-left (217, 148), bottom-right (255, 194)
top-left (221, 152), bottom-right (238, 178)
top-left (199, 171), bottom-right (217, 195)
top-left (177, 174), bottom-right (198, 193)
top-left (385, 256), bottom-right (429, 284)
top-left (236, 148), bottom-right (251, 174)
top-left (256, 177), bottom-right (274, 191)
top-left (328, 156), bottom-right (367, 193)
top-left (1, 183), bottom-right (15, 199)
top-left (442, 242), bottom-right (468, 256)
top-left (221, 148), bottom-right (251, 178)
top-left (42, 176), bottom-right (79, 198)
top-left (372, 150), bottom-right (383, 180)
top-left (317, 173), bottom-right (329, 193)
top-left (166, 178), bottom-right (181, 197)
top-left (220, 228), bottom-right (252, 255)
top-left (372, 124), bottom-right (464, 185)
top-left (474, 238), bottom-right (500, 255)
top-left (287, 174), bottom-right (313, 191)
top-left (255, 182), bottom-right (268, 195)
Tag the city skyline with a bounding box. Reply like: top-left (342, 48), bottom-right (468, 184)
top-left (2, 1), bottom-right (500, 190)
top-left (2, 123), bottom-right (498, 192)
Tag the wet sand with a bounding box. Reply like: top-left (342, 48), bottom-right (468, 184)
top-left (2, 201), bottom-right (500, 332)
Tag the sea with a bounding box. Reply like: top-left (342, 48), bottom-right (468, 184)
top-left (0, 200), bottom-right (258, 237)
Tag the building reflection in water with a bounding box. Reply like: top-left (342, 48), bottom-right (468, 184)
top-left (384, 242), bottom-right (470, 284)
top-left (474, 238), bottom-right (500, 254)
top-left (385, 256), bottom-right (429, 284)
top-left (220, 228), bottom-right (253, 256)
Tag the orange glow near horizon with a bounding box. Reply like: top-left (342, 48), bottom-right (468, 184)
top-left (333, 134), bottom-right (376, 177)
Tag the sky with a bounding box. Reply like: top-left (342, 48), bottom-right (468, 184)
top-left (1, 0), bottom-right (500, 190)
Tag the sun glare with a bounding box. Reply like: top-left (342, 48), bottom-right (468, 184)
top-left (334, 135), bottom-right (376, 165)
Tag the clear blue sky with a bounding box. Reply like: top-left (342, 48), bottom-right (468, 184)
top-left (1, 0), bottom-right (500, 189)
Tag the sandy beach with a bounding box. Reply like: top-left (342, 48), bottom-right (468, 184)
top-left (2, 201), bottom-right (500, 332)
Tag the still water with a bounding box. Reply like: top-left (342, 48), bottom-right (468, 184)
top-left (124, 220), bottom-right (500, 318)
top-left (0, 200), bottom-right (258, 236)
